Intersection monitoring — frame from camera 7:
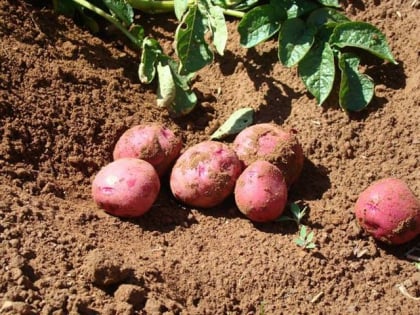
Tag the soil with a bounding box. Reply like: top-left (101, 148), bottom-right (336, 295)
top-left (1, 0), bottom-right (419, 314)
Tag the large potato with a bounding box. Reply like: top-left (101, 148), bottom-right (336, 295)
top-left (235, 161), bottom-right (288, 222)
top-left (92, 158), bottom-right (160, 217)
top-left (354, 178), bottom-right (420, 244)
top-left (113, 123), bottom-right (182, 176)
top-left (233, 123), bottom-right (304, 187)
top-left (170, 141), bottom-right (243, 208)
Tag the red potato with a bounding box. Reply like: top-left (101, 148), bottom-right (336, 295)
top-left (92, 158), bottom-right (160, 218)
top-left (113, 123), bottom-right (182, 176)
top-left (234, 161), bottom-right (288, 222)
top-left (354, 178), bottom-right (420, 244)
top-left (170, 141), bottom-right (243, 208)
top-left (232, 123), bottom-right (304, 187)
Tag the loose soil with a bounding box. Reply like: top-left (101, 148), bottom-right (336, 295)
top-left (1, 0), bottom-right (419, 314)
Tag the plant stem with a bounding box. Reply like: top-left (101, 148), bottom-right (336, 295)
top-left (128, 0), bottom-right (245, 18)
top-left (127, 0), bottom-right (178, 14)
top-left (71, 0), bottom-right (141, 48)
top-left (223, 8), bottom-right (244, 18)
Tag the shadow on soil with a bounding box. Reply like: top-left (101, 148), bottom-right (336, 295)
top-left (124, 184), bottom-right (198, 233)
top-left (28, 6), bottom-right (145, 84)
top-left (376, 237), bottom-right (420, 262)
top-left (349, 60), bottom-right (407, 120)
top-left (365, 60), bottom-right (406, 90)
top-left (131, 156), bottom-right (332, 234)
top-left (217, 47), bottom-right (304, 124)
top-left (289, 158), bottom-right (331, 201)
top-left (244, 48), bottom-right (304, 123)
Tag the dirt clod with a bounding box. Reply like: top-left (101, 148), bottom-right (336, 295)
top-left (0, 301), bottom-right (36, 315)
top-left (82, 249), bottom-right (131, 287)
top-left (114, 284), bottom-right (147, 308)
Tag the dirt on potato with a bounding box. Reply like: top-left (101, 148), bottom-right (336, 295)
top-left (1, 0), bottom-right (420, 314)
top-left (233, 124), bottom-right (304, 186)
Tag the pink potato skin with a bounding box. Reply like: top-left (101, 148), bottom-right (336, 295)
top-left (92, 158), bottom-right (160, 218)
top-left (354, 178), bottom-right (420, 244)
top-left (170, 141), bottom-right (243, 208)
top-left (232, 123), bottom-right (304, 187)
top-left (113, 124), bottom-right (182, 176)
top-left (234, 161), bottom-right (288, 222)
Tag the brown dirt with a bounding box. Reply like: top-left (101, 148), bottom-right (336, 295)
top-left (1, 0), bottom-right (419, 314)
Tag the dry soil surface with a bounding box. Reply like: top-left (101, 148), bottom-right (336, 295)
top-left (1, 0), bottom-right (419, 314)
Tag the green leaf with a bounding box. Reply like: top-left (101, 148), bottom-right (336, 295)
top-left (171, 84), bottom-right (198, 117)
top-left (176, 5), bottom-right (213, 73)
top-left (272, 0), bottom-right (320, 19)
top-left (174, 0), bottom-right (189, 20)
top-left (329, 22), bottom-right (397, 64)
top-left (231, 0), bottom-right (259, 10)
top-left (278, 18), bottom-right (316, 67)
top-left (165, 56), bottom-right (195, 90)
top-left (157, 62), bottom-right (176, 109)
top-left (167, 57), bottom-right (197, 116)
top-left (156, 58), bottom-right (197, 116)
top-left (294, 238), bottom-right (305, 246)
top-left (53, 0), bottom-right (76, 16)
top-left (206, 4), bottom-right (228, 55)
top-left (338, 53), bottom-right (374, 111)
top-left (213, 0), bottom-right (259, 10)
top-left (210, 108), bottom-right (254, 140)
top-left (130, 25), bottom-right (145, 46)
top-left (103, 0), bottom-right (134, 26)
top-left (289, 203), bottom-right (302, 221)
top-left (238, 4), bottom-right (285, 48)
top-left (139, 38), bottom-right (161, 84)
top-left (80, 12), bottom-right (100, 33)
top-left (306, 231), bottom-right (314, 242)
top-left (298, 42), bottom-right (335, 105)
top-left (307, 8), bottom-right (350, 45)
top-left (307, 7), bottom-right (350, 29)
top-left (306, 243), bottom-right (316, 249)
top-left (276, 216), bottom-right (295, 223)
top-left (316, 0), bottom-right (341, 8)
top-left (299, 225), bottom-right (307, 238)
top-left (290, 203), bottom-right (307, 222)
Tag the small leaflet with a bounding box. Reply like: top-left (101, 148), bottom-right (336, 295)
top-left (210, 107), bottom-right (254, 140)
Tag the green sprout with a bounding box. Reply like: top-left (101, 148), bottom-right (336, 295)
top-left (277, 202), bottom-right (308, 227)
top-left (278, 203), bottom-right (316, 250)
top-left (294, 225), bottom-right (316, 250)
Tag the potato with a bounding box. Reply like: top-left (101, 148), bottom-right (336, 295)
top-left (170, 141), bottom-right (243, 208)
top-left (234, 161), bottom-right (288, 222)
top-left (233, 123), bottom-right (304, 187)
top-left (354, 178), bottom-right (420, 244)
top-left (92, 158), bottom-right (160, 217)
top-left (113, 123), bottom-right (182, 176)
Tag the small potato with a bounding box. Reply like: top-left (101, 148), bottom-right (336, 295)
top-left (92, 158), bottom-right (160, 217)
top-left (354, 178), bottom-right (420, 244)
top-left (170, 141), bottom-right (243, 208)
top-left (234, 161), bottom-right (288, 222)
top-left (113, 123), bottom-right (182, 176)
top-left (233, 123), bottom-right (304, 187)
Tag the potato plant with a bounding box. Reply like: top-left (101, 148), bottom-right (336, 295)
top-left (53, 0), bottom-right (396, 114)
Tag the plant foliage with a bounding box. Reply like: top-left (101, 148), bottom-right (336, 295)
top-left (53, 0), bottom-right (397, 115)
